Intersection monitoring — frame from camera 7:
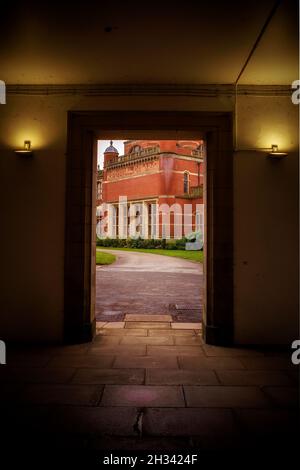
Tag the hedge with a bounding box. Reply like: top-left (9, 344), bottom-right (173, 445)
top-left (96, 237), bottom-right (188, 250)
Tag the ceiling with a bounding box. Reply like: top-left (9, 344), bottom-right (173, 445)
top-left (0, 0), bottom-right (298, 85)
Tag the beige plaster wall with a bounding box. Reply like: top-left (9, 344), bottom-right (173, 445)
top-left (0, 94), bottom-right (298, 344)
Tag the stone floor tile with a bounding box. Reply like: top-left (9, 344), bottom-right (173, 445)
top-left (125, 314), bottom-right (172, 322)
top-left (125, 322), bottom-right (171, 329)
top-left (146, 369), bottom-right (218, 385)
top-left (120, 335), bottom-right (175, 345)
top-left (149, 329), bottom-right (195, 336)
top-left (87, 345), bottom-right (147, 356)
top-left (174, 336), bottom-right (204, 346)
top-left (203, 345), bottom-right (263, 357)
top-left (171, 323), bottom-right (202, 330)
top-left (100, 385), bottom-right (185, 407)
top-left (143, 408), bottom-right (238, 437)
top-left (7, 351), bottom-right (53, 367)
top-left (51, 344), bottom-right (90, 355)
top-left (97, 329), bottom-right (148, 336)
top-left (184, 385), bottom-right (270, 407)
top-left (262, 386), bottom-right (299, 408)
top-left (113, 355), bottom-right (179, 369)
top-left (47, 355), bottom-right (115, 369)
top-left (21, 384), bottom-right (104, 406)
top-left (90, 335), bottom-right (123, 346)
top-left (72, 368), bottom-right (145, 385)
top-left (178, 356), bottom-right (245, 370)
top-left (49, 406), bottom-right (139, 435)
top-left (96, 322), bottom-right (107, 328)
top-left (0, 367), bottom-right (76, 384)
top-left (240, 356), bottom-right (293, 370)
top-left (147, 345), bottom-right (204, 356)
top-left (216, 370), bottom-right (294, 386)
top-left (103, 322), bottom-right (125, 328)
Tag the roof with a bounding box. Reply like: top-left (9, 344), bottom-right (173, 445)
top-left (104, 141), bottom-right (119, 154)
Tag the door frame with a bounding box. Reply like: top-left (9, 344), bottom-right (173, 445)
top-left (64, 111), bottom-right (233, 345)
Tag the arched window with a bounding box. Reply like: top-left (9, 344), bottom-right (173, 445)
top-left (183, 172), bottom-right (189, 194)
top-left (129, 145), bottom-right (142, 154)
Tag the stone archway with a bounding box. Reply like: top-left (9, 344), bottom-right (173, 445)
top-left (64, 111), bottom-right (233, 345)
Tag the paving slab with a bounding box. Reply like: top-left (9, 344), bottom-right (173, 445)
top-left (125, 322), bottom-right (171, 329)
top-left (178, 356), bottom-right (245, 370)
top-left (102, 322), bottom-right (125, 329)
top-left (48, 406), bottom-right (140, 435)
top-left (47, 355), bottom-right (115, 369)
top-left (125, 314), bottom-right (172, 322)
top-left (72, 368), bottom-right (145, 385)
top-left (216, 370), bottom-right (294, 386)
top-left (174, 336), bottom-right (204, 345)
top-left (146, 369), bottom-right (218, 385)
top-left (21, 384), bottom-right (104, 406)
top-left (0, 367), bottom-right (76, 384)
top-left (184, 385), bottom-right (270, 407)
top-left (97, 329), bottom-right (148, 336)
top-left (149, 329), bottom-right (195, 336)
top-left (87, 345), bottom-right (147, 356)
top-left (202, 345), bottom-right (263, 357)
top-left (146, 345), bottom-right (204, 356)
top-left (96, 322), bottom-right (107, 328)
top-left (240, 356), bottom-right (293, 370)
top-left (143, 408), bottom-right (238, 437)
top-left (171, 323), bottom-right (202, 330)
top-left (93, 336), bottom-right (122, 345)
top-left (119, 336), bottom-right (175, 346)
top-left (113, 355), bottom-right (179, 369)
top-left (100, 385), bottom-right (185, 407)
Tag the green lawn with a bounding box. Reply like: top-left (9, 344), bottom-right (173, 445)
top-left (96, 251), bottom-right (116, 265)
top-left (96, 247), bottom-right (203, 263)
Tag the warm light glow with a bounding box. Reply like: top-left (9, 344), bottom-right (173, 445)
top-left (14, 139), bottom-right (33, 155)
top-left (268, 144), bottom-right (288, 158)
top-left (24, 140), bottom-right (31, 151)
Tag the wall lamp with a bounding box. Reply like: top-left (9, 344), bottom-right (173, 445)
top-left (14, 140), bottom-right (33, 156)
top-left (235, 144), bottom-right (288, 158)
top-left (268, 144), bottom-right (287, 159)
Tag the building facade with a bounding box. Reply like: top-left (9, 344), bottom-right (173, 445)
top-left (96, 140), bottom-right (204, 239)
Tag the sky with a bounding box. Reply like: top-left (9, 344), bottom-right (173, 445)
top-left (97, 140), bottom-right (125, 169)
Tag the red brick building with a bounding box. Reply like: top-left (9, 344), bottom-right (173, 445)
top-left (96, 140), bottom-right (204, 239)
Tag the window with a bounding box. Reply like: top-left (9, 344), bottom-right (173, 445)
top-left (149, 203), bottom-right (157, 238)
top-left (97, 182), bottom-right (102, 199)
top-left (130, 145), bottom-right (141, 153)
top-left (183, 172), bottom-right (189, 194)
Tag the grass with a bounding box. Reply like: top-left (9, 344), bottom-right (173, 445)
top-left (96, 246), bottom-right (203, 263)
top-left (96, 251), bottom-right (116, 265)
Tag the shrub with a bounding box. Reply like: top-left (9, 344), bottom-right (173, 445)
top-left (175, 237), bottom-right (187, 249)
top-left (96, 237), bottom-right (188, 250)
top-left (166, 240), bottom-right (177, 250)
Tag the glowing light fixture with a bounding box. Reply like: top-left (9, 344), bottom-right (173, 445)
top-left (268, 144), bottom-right (287, 158)
top-left (14, 140), bottom-right (33, 156)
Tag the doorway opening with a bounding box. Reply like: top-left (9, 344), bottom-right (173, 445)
top-left (95, 139), bottom-right (204, 325)
top-left (64, 112), bottom-right (233, 345)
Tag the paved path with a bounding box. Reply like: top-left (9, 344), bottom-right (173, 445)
top-left (96, 250), bottom-right (203, 322)
top-left (1, 323), bottom-right (297, 454)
